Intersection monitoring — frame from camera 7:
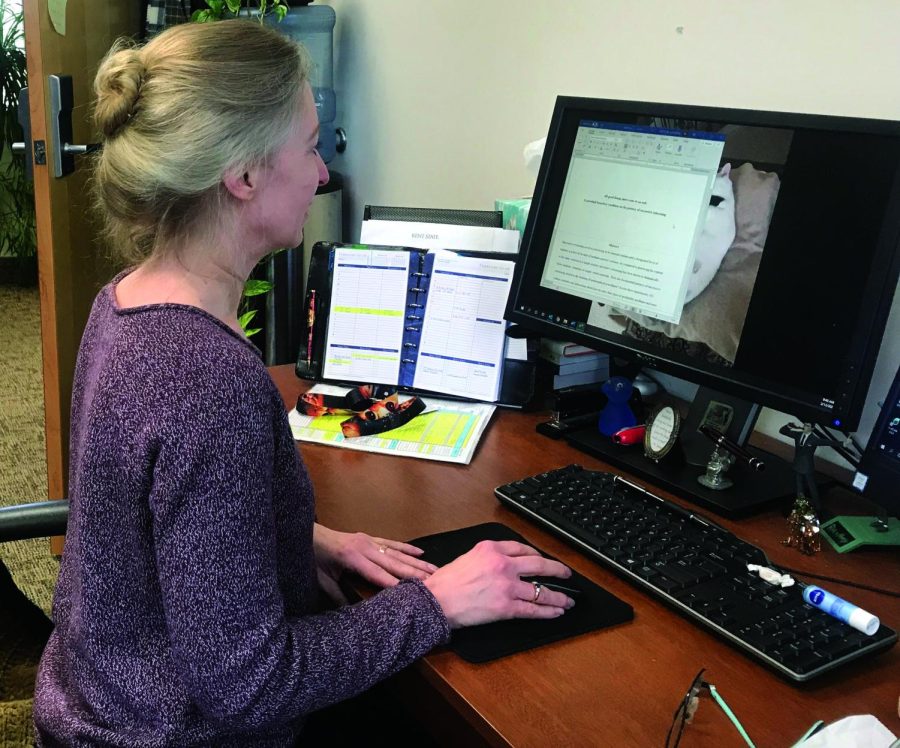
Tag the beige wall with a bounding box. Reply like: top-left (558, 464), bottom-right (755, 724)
top-left (322, 0), bottom-right (900, 462)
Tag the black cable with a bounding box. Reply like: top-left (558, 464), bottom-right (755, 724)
top-left (844, 432), bottom-right (864, 456)
top-left (827, 424), bottom-right (863, 457)
top-left (636, 368), bottom-right (666, 391)
top-left (824, 441), bottom-right (860, 469)
top-left (820, 424), bottom-right (863, 458)
top-left (810, 423), bottom-right (861, 469)
top-left (775, 564), bottom-right (900, 598)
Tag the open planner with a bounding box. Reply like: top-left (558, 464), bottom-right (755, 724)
top-left (296, 243), bottom-right (519, 403)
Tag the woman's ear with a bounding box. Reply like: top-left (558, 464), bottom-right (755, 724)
top-left (222, 167), bottom-right (257, 201)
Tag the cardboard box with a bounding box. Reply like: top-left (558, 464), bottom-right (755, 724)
top-left (494, 198), bottom-right (531, 236)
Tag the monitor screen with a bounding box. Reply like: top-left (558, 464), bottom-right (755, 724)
top-left (508, 97), bottom-right (900, 431)
top-left (852, 362), bottom-right (900, 517)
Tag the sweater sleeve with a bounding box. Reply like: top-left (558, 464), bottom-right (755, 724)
top-left (148, 366), bottom-right (449, 730)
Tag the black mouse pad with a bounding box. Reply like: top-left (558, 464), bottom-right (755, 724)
top-left (411, 522), bottom-right (634, 663)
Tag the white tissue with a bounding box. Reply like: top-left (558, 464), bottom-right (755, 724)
top-left (796, 715), bottom-right (896, 748)
top-left (524, 137), bottom-right (546, 177)
top-left (747, 564), bottom-right (795, 588)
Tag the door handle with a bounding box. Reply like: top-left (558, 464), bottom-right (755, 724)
top-left (49, 74), bottom-right (101, 178)
top-left (11, 86), bottom-right (33, 182)
top-left (62, 144), bottom-right (100, 156)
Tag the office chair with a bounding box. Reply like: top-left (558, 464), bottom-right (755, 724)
top-left (0, 499), bottom-right (67, 743)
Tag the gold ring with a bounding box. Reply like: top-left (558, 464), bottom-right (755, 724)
top-left (378, 544), bottom-right (387, 554)
top-left (532, 581), bottom-right (543, 603)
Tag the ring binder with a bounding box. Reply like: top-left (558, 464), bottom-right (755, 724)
top-left (297, 242), bottom-right (533, 406)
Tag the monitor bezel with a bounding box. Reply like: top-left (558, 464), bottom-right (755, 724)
top-left (507, 96), bottom-right (900, 431)
top-left (853, 362), bottom-right (900, 517)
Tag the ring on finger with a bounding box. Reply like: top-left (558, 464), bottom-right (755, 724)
top-left (531, 581), bottom-right (543, 603)
top-left (378, 544), bottom-right (388, 554)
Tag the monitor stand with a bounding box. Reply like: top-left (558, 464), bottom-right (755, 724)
top-left (821, 515), bottom-right (900, 553)
top-left (556, 386), bottom-right (795, 518)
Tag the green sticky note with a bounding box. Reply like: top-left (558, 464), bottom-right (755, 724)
top-left (49, 0), bottom-right (67, 35)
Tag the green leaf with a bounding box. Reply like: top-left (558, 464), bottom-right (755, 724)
top-left (244, 327), bottom-right (262, 338)
top-left (238, 309), bottom-right (257, 329)
top-left (225, 0), bottom-right (242, 14)
top-left (191, 9), bottom-right (212, 22)
top-left (274, 3), bottom-right (288, 21)
top-left (243, 279), bottom-right (273, 297)
top-left (258, 0), bottom-right (268, 20)
top-left (208, 0), bottom-right (225, 13)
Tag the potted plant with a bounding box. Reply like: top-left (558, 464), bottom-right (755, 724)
top-left (191, 0), bottom-right (290, 24)
top-left (0, 0), bottom-right (36, 286)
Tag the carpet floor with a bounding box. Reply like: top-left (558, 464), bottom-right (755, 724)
top-left (0, 283), bottom-right (55, 747)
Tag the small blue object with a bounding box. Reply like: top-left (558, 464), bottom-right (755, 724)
top-left (802, 585), bottom-right (879, 635)
top-left (598, 376), bottom-right (637, 437)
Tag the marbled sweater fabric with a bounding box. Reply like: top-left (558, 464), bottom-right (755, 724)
top-left (34, 277), bottom-right (450, 746)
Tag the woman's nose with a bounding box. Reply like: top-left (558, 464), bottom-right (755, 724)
top-left (317, 151), bottom-right (329, 187)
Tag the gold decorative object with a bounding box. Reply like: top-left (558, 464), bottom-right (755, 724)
top-left (783, 495), bottom-right (821, 555)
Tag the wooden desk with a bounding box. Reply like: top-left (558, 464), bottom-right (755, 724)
top-left (271, 366), bottom-right (899, 747)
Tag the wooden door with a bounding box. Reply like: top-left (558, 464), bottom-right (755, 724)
top-left (23, 0), bottom-right (141, 521)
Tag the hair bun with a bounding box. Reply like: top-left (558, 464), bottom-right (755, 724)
top-left (94, 46), bottom-right (145, 138)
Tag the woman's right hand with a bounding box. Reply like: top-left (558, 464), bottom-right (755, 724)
top-left (423, 540), bottom-right (575, 629)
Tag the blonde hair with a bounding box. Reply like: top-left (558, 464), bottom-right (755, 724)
top-left (92, 20), bottom-right (312, 264)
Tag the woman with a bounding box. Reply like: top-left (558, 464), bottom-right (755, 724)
top-left (33, 20), bottom-right (574, 746)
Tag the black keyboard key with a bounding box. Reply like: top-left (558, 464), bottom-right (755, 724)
top-left (822, 638), bottom-right (865, 660)
top-left (770, 629), bottom-right (797, 648)
top-left (708, 609), bottom-right (736, 628)
top-left (654, 577), bottom-right (682, 594)
top-left (657, 562), bottom-right (705, 587)
top-left (794, 651), bottom-right (830, 674)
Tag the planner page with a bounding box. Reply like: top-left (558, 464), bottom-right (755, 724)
top-left (413, 251), bottom-right (515, 401)
top-left (322, 247), bottom-right (410, 384)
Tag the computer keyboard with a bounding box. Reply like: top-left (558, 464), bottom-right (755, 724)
top-left (495, 464), bottom-right (897, 682)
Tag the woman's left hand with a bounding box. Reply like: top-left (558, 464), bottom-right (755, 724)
top-left (313, 523), bottom-right (438, 604)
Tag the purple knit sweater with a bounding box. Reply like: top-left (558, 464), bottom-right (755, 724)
top-left (34, 276), bottom-right (450, 747)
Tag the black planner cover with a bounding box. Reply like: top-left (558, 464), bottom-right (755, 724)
top-left (411, 522), bottom-right (634, 663)
top-left (295, 242), bottom-right (536, 406)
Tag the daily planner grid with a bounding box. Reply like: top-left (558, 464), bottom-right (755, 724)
top-left (322, 247), bottom-right (515, 402)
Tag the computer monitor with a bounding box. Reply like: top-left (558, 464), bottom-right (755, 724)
top-left (852, 361), bottom-right (900, 519)
top-left (506, 97), bottom-right (900, 515)
top-left (820, 363), bottom-right (900, 550)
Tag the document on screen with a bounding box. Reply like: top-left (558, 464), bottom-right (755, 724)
top-left (540, 157), bottom-right (717, 324)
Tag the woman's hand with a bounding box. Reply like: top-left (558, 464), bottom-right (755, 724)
top-left (424, 540), bottom-right (575, 628)
top-left (313, 523), bottom-right (438, 604)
